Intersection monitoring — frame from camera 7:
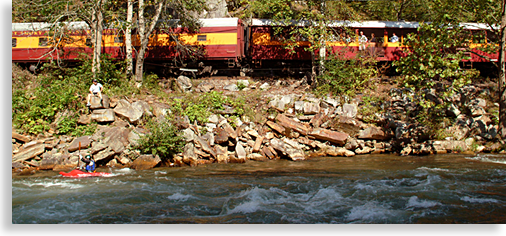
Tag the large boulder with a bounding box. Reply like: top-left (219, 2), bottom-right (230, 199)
top-left (131, 154), bottom-right (161, 170)
top-left (309, 128), bottom-right (349, 146)
top-left (331, 116), bottom-right (362, 137)
top-left (214, 127), bottom-right (229, 144)
top-left (39, 153), bottom-right (65, 170)
top-left (12, 131), bottom-right (30, 143)
top-left (90, 94), bottom-right (110, 109)
top-left (12, 144), bottom-right (45, 163)
top-left (183, 143), bottom-right (198, 166)
top-left (67, 136), bottom-right (92, 152)
top-left (337, 103), bottom-right (358, 118)
top-left (275, 114), bottom-right (310, 136)
top-left (215, 145), bottom-right (229, 163)
top-left (325, 146), bottom-right (355, 157)
top-left (131, 101), bottom-right (153, 117)
top-left (93, 126), bottom-right (130, 155)
top-left (91, 109), bottom-right (115, 123)
top-left (432, 140), bottom-right (469, 153)
top-left (151, 102), bottom-right (172, 118)
top-left (194, 136), bottom-right (216, 158)
top-left (114, 105), bottom-right (143, 124)
top-left (93, 147), bottom-right (115, 162)
top-left (235, 143), bottom-right (247, 160)
top-left (176, 75), bottom-right (192, 93)
top-left (304, 101), bottom-right (320, 115)
top-left (358, 127), bottom-right (389, 140)
top-left (270, 138), bottom-right (305, 161)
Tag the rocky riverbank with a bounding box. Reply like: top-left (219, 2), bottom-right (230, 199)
top-left (11, 76), bottom-right (506, 175)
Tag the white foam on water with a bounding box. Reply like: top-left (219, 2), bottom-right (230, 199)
top-left (155, 171), bottom-right (167, 175)
top-left (346, 201), bottom-right (399, 222)
top-left (20, 180), bottom-right (84, 189)
top-left (224, 187), bottom-right (276, 214)
top-left (167, 192), bottom-right (194, 202)
top-left (465, 155), bottom-right (506, 165)
top-left (114, 168), bottom-right (136, 174)
top-left (406, 196), bottom-right (440, 208)
top-left (461, 196), bottom-right (499, 204)
top-left (223, 185), bottom-right (349, 218)
top-left (417, 167), bottom-right (451, 172)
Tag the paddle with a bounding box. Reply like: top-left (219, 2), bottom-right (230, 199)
top-left (77, 142), bottom-right (81, 169)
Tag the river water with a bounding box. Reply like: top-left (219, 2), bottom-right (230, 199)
top-left (11, 153), bottom-right (506, 224)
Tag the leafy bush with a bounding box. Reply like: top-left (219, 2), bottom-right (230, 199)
top-left (12, 53), bottom-right (127, 135)
top-left (393, 22), bottom-right (477, 92)
top-left (392, 21), bottom-right (479, 137)
top-left (12, 70), bottom-right (85, 134)
top-left (316, 51), bottom-right (377, 99)
top-left (169, 91), bottom-right (246, 124)
top-left (72, 53), bottom-right (126, 86)
top-left (136, 118), bottom-right (185, 161)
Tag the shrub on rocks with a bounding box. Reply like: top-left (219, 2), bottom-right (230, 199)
top-left (136, 118), bottom-right (185, 162)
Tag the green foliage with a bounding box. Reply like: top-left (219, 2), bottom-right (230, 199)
top-left (57, 115), bottom-right (97, 136)
top-left (359, 95), bottom-right (385, 124)
top-left (12, 65), bottom-right (85, 134)
top-left (136, 118), bottom-right (185, 161)
top-left (73, 53), bottom-right (126, 86)
top-left (394, 22), bottom-right (477, 91)
top-left (169, 91), bottom-right (246, 125)
top-left (392, 21), bottom-right (480, 135)
top-left (12, 54), bottom-right (126, 135)
top-left (316, 51), bottom-right (377, 98)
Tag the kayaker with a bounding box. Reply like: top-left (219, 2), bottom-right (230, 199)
top-left (80, 154), bottom-right (96, 173)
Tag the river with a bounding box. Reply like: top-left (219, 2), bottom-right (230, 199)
top-left (11, 153), bottom-right (506, 224)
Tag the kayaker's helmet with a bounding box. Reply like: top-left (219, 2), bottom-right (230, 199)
top-left (85, 155), bottom-right (91, 159)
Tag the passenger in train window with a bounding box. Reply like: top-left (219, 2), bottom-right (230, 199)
top-left (359, 31), bottom-right (368, 50)
top-left (369, 33), bottom-right (377, 55)
top-left (390, 33), bottom-right (399, 43)
top-left (370, 33), bottom-right (377, 43)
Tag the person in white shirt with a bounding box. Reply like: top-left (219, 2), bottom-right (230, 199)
top-left (86, 79), bottom-right (103, 107)
top-left (390, 33), bottom-right (399, 43)
top-left (358, 31), bottom-right (368, 51)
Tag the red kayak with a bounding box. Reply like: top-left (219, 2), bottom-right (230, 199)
top-left (60, 169), bottom-right (113, 178)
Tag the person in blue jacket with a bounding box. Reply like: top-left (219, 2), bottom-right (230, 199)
top-left (80, 154), bottom-right (96, 173)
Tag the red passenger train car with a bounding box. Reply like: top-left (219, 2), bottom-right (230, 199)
top-left (12, 18), bottom-right (246, 75)
top-left (13, 21), bottom-right (130, 71)
top-left (12, 18), bottom-right (499, 76)
top-left (142, 18), bottom-right (246, 75)
top-left (248, 19), bottom-right (498, 68)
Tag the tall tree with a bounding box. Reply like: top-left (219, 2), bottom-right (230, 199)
top-left (89, 0), bottom-right (107, 78)
top-left (131, 0), bottom-right (206, 82)
top-left (125, 0), bottom-right (134, 78)
top-left (499, 0), bottom-right (506, 139)
top-left (13, 0), bottom-right (110, 79)
top-left (134, 0), bottom-right (165, 82)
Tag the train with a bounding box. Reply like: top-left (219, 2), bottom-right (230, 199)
top-left (12, 17), bottom-right (499, 77)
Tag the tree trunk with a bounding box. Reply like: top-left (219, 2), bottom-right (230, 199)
top-left (126, 0), bottom-right (133, 78)
top-left (134, 0), bottom-right (165, 82)
top-left (499, 0), bottom-right (506, 140)
top-left (91, 0), bottom-right (105, 79)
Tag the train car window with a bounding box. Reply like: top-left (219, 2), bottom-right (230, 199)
top-left (486, 31), bottom-right (498, 44)
top-left (328, 28), bottom-right (345, 42)
top-left (272, 27), bottom-right (291, 41)
top-left (39, 38), bottom-right (48, 46)
top-left (114, 36), bottom-right (124, 43)
top-left (168, 34), bottom-right (178, 42)
top-left (12, 38), bottom-right (17, 47)
top-left (359, 29), bottom-right (385, 43)
top-left (197, 35), bottom-right (207, 42)
top-left (472, 31), bottom-right (487, 43)
top-left (86, 38), bottom-right (92, 47)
